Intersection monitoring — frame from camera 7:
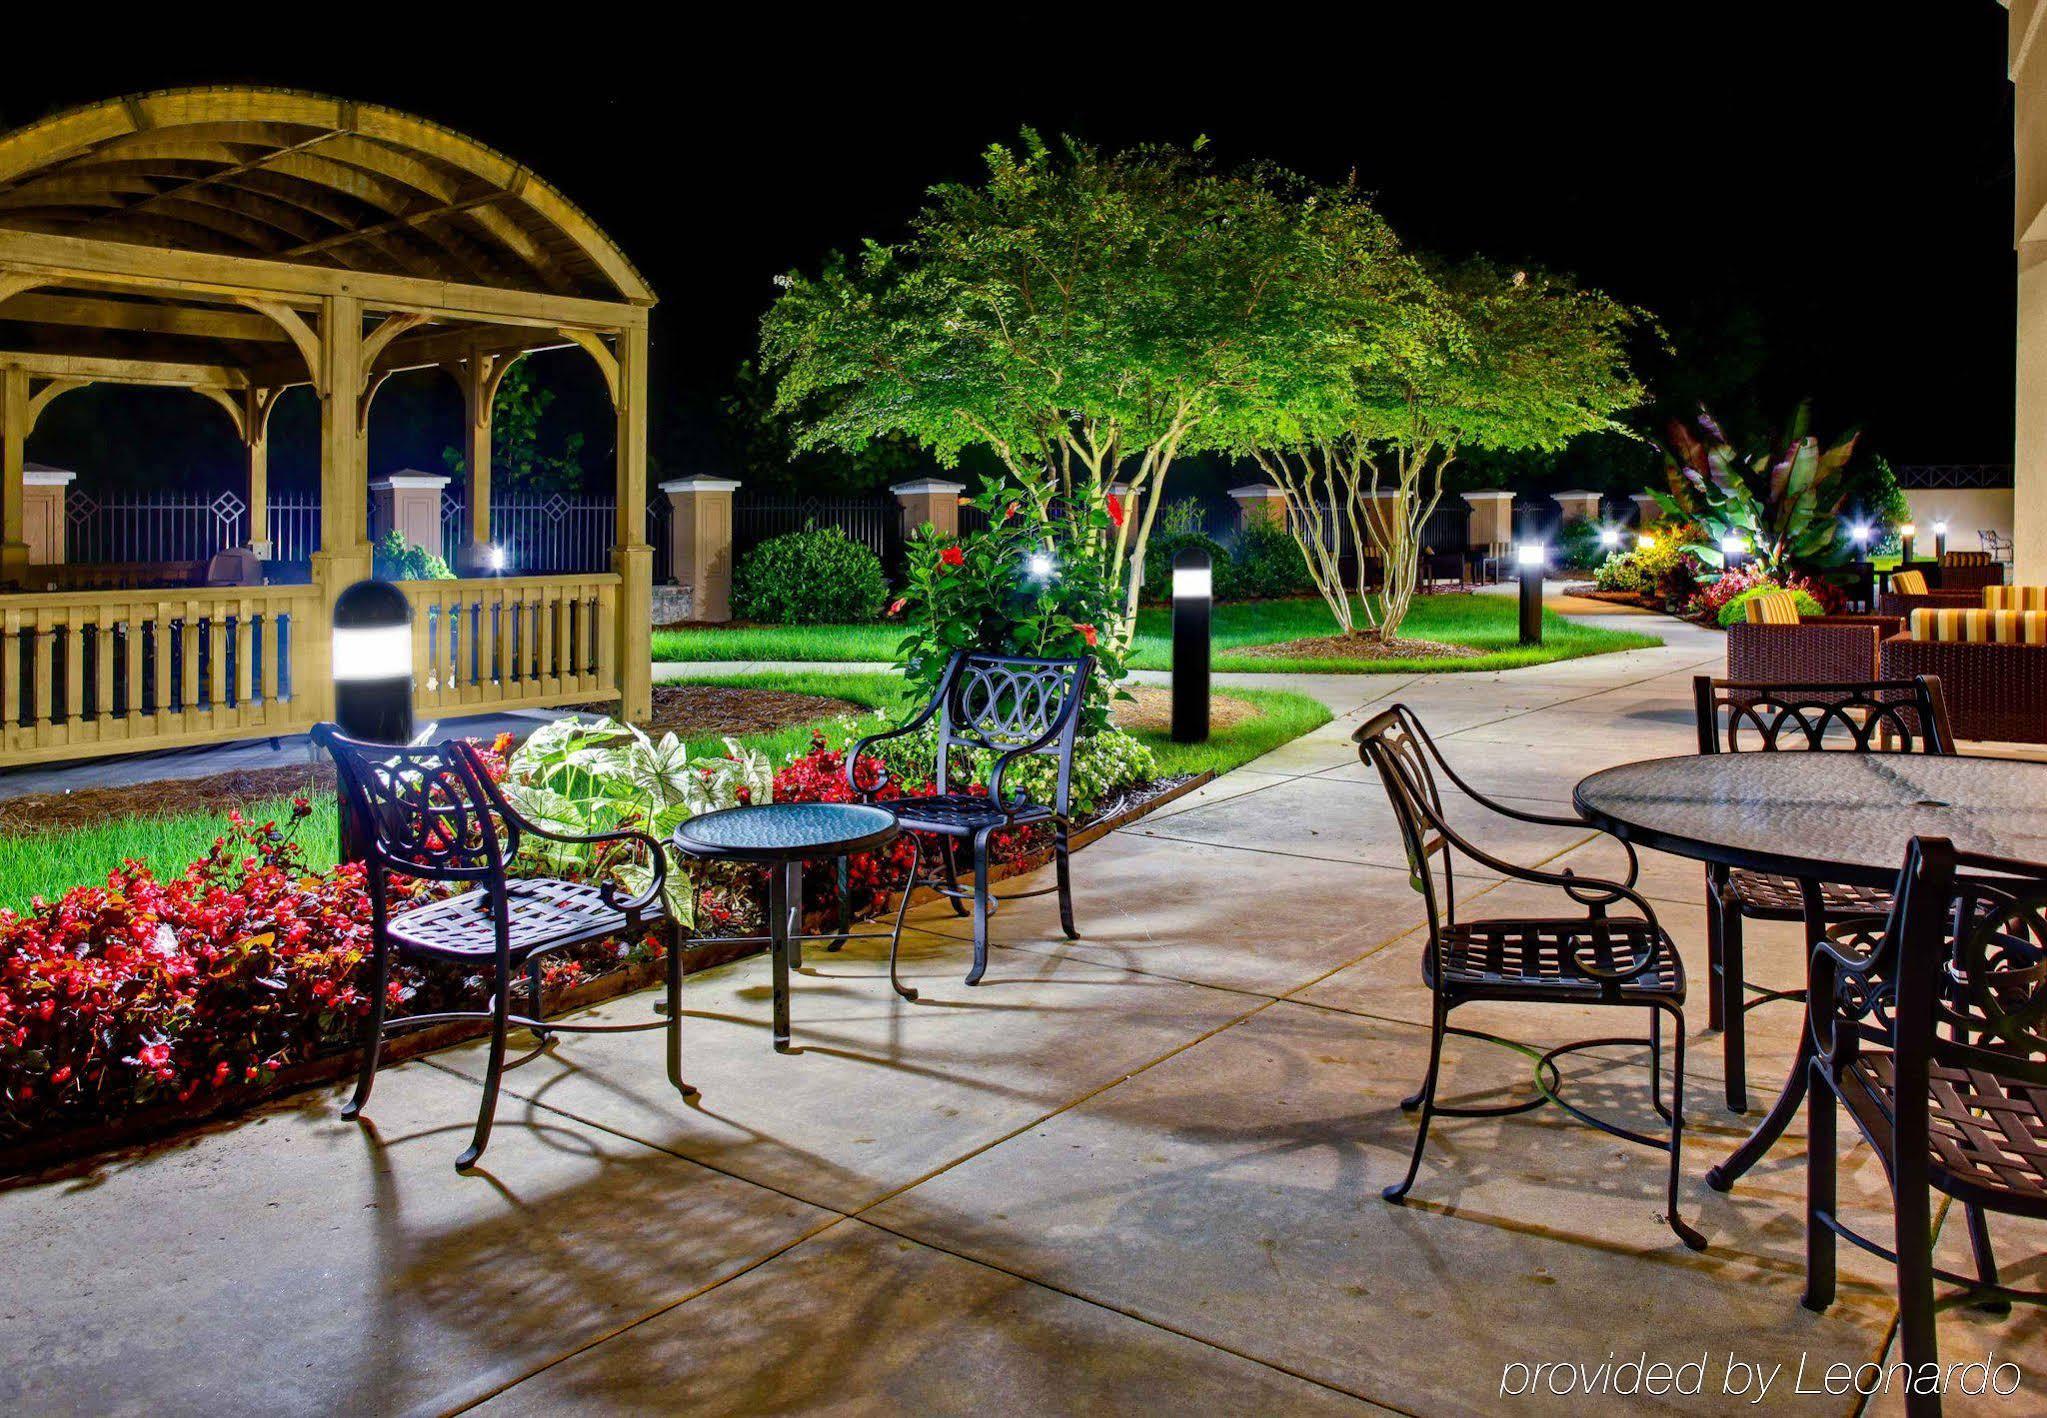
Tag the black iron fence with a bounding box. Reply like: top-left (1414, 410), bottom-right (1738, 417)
top-left (733, 491), bottom-right (904, 572)
top-left (1891, 464), bottom-right (2013, 489)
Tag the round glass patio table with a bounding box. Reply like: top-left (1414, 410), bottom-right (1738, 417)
top-left (674, 803), bottom-right (900, 1051)
top-left (1574, 751), bottom-right (2047, 1189)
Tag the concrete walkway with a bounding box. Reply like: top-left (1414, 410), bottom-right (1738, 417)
top-left (7, 611), bottom-right (2045, 1415)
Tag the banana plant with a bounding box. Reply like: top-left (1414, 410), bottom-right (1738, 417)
top-left (500, 717), bottom-right (775, 927)
top-left (1649, 402), bottom-right (1860, 575)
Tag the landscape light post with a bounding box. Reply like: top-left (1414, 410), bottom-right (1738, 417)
top-left (1171, 546), bottom-right (1211, 744)
top-left (1516, 542), bottom-right (1545, 647)
top-left (1900, 522), bottom-right (1917, 565)
top-left (1720, 533), bottom-right (1748, 574)
top-left (328, 579), bottom-right (415, 862)
top-left (1934, 520), bottom-right (1949, 562)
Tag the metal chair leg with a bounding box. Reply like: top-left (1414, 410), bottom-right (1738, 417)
top-left (526, 956), bottom-right (552, 1043)
top-left (1055, 820), bottom-right (1078, 939)
top-left (887, 836), bottom-right (924, 1002)
top-left (1720, 902), bottom-right (1749, 1113)
top-left (1803, 1059), bottom-right (1838, 1311)
top-left (965, 829), bottom-right (994, 985)
top-left (1705, 867), bottom-right (1726, 1031)
top-left (768, 863), bottom-right (794, 1050)
top-left (457, 969), bottom-right (511, 1172)
top-left (1662, 1004), bottom-right (1707, 1251)
top-left (1894, 1157), bottom-right (1942, 1416)
top-left (1385, 995), bottom-right (1448, 1202)
top-left (1649, 1005), bottom-right (1670, 1122)
top-left (939, 838), bottom-right (970, 917)
top-left (827, 854), bottom-right (852, 951)
top-left (1966, 1203), bottom-right (2012, 1315)
top-left (665, 930), bottom-right (696, 1099)
top-left (341, 942), bottom-right (390, 1121)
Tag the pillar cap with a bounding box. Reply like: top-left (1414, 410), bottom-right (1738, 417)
top-left (889, 478), bottom-right (966, 495)
top-left (1461, 489), bottom-right (1513, 502)
top-left (22, 462), bottom-right (76, 486)
top-left (659, 476), bottom-right (741, 494)
top-left (370, 471), bottom-right (451, 491)
top-left (1228, 484), bottom-right (1287, 500)
top-left (1550, 489), bottom-right (1600, 499)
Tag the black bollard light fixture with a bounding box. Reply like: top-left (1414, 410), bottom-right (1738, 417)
top-left (1516, 541), bottom-right (1545, 646)
top-left (1934, 520), bottom-right (1949, 562)
top-left (1900, 522), bottom-right (1917, 565)
top-left (1171, 545), bottom-right (1211, 744)
top-left (1720, 533), bottom-right (1748, 573)
top-left (332, 578), bottom-right (415, 744)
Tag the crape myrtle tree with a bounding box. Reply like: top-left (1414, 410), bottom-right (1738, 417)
top-left (1244, 238), bottom-right (1647, 643)
top-left (759, 132), bottom-right (1320, 643)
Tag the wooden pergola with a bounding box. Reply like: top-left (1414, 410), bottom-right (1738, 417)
top-left (0, 87), bottom-right (655, 764)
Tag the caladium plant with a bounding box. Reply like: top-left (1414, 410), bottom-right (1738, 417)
top-left (501, 717), bottom-right (775, 927)
top-left (1649, 401), bottom-right (1861, 576)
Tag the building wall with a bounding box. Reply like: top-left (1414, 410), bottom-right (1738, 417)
top-left (2013, 0), bottom-right (2047, 579)
top-left (1904, 486), bottom-right (2016, 551)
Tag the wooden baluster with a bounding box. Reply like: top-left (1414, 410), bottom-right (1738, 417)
top-left (151, 600), bottom-right (172, 731)
top-left (234, 597), bottom-right (255, 724)
top-left (596, 580), bottom-right (617, 703)
top-left (2, 606), bottom-right (21, 753)
top-left (31, 608), bottom-right (53, 743)
top-left (94, 606), bottom-right (117, 741)
top-left (207, 601), bottom-right (229, 725)
top-left (409, 588), bottom-right (432, 718)
top-left (261, 604), bottom-right (282, 715)
top-left (125, 605), bottom-right (145, 731)
top-left (62, 607), bottom-right (83, 744)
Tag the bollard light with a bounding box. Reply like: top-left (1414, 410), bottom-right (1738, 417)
top-left (1719, 533), bottom-right (1748, 571)
top-left (487, 544), bottom-right (508, 575)
top-left (1599, 526), bottom-right (1621, 550)
top-left (1900, 522), bottom-right (1917, 564)
top-left (1850, 522), bottom-right (1871, 547)
top-left (330, 578), bottom-right (414, 864)
top-left (1934, 520), bottom-right (1949, 562)
top-left (1171, 546), bottom-right (1211, 744)
top-left (1516, 542), bottom-right (1545, 647)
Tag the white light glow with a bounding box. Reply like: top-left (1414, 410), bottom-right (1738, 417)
top-left (1599, 527), bottom-right (1621, 547)
top-left (1902, 522), bottom-right (1917, 538)
top-left (1851, 523), bottom-right (1872, 544)
top-left (1637, 532), bottom-right (1657, 552)
top-left (1720, 534), bottom-right (1748, 557)
top-left (1174, 566), bottom-right (1212, 600)
top-left (332, 624), bottom-right (413, 681)
top-left (1026, 552), bottom-right (1054, 580)
top-left (487, 545), bottom-right (508, 571)
top-left (1933, 520), bottom-right (1949, 536)
top-left (1515, 543), bottom-right (1546, 570)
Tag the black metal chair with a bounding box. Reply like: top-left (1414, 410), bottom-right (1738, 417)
top-left (317, 725), bottom-right (685, 1172)
top-left (1805, 837), bottom-right (2047, 1414)
top-left (1355, 705), bottom-right (1706, 1250)
top-left (1694, 676), bottom-right (1955, 1112)
top-left (848, 651), bottom-right (1091, 998)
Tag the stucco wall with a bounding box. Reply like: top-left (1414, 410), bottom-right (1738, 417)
top-left (1903, 486), bottom-right (2016, 552)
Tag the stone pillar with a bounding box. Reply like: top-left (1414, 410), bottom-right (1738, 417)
top-left (890, 478), bottom-right (964, 541)
top-left (21, 464), bottom-right (72, 565)
top-left (1229, 483), bottom-right (1289, 530)
top-left (660, 476), bottom-right (740, 623)
top-left (1461, 490), bottom-right (1514, 556)
top-left (369, 472), bottom-right (451, 561)
top-left (1552, 489), bottom-right (1603, 526)
top-left (1631, 493), bottom-right (1665, 531)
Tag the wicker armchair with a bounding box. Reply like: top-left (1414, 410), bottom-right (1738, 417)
top-left (1938, 551), bottom-right (2005, 594)
top-left (1725, 614), bottom-right (1900, 684)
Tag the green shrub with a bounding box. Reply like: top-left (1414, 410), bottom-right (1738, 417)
top-left (1142, 530), bottom-right (1242, 603)
top-left (1230, 514), bottom-right (1316, 599)
top-left (372, 530), bottom-right (454, 581)
top-left (1717, 585), bottom-right (1823, 629)
top-left (1555, 516), bottom-right (1608, 572)
top-left (732, 523), bottom-right (889, 624)
top-left (1593, 550), bottom-right (1642, 593)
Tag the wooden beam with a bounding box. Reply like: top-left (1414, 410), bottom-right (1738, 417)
top-left (24, 377), bottom-right (89, 434)
top-left (0, 229), bottom-right (650, 326)
top-left (236, 298), bottom-right (325, 392)
top-left (0, 290), bottom-right (289, 343)
top-left (558, 327), bottom-right (621, 410)
top-left (0, 349), bottom-right (247, 389)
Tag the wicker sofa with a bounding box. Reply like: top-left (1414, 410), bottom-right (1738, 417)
top-left (1878, 604), bottom-right (2047, 744)
top-left (1876, 567), bottom-right (1977, 620)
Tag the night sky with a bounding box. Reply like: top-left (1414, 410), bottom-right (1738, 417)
top-left (1, 8), bottom-right (2019, 496)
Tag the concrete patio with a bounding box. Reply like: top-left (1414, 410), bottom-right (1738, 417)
top-left (7, 609), bottom-right (2045, 1416)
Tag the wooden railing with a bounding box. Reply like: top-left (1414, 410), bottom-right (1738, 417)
top-left (398, 573), bottom-right (619, 717)
top-left (0, 584), bottom-right (322, 765)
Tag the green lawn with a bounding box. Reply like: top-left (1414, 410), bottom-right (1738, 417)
top-left (0, 672), bottom-right (1327, 915)
top-left (652, 593), bottom-right (1660, 673)
top-left (0, 795), bottom-right (341, 917)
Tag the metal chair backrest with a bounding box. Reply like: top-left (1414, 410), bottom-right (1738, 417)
top-left (1694, 676), bottom-right (1955, 756)
top-left (932, 652), bottom-right (1092, 813)
top-left (317, 725), bottom-right (514, 894)
top-left (1354, 704), bottom-right (1458, 938)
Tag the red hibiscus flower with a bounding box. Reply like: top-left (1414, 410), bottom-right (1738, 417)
top-left (1074, 622), bottom-right (1099, 647)
top-left (939, 546), bottom-right (966, 568)
top-left (1106, 495), bottom-right (1125, 529)
top-left (887, 598), bottom-right (907, 617)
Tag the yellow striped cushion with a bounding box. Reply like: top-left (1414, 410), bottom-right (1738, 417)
top-left (1743, 590), bottom-right (1803, 625)
top-left (1983, 585), bottom-right (2047, 612)
top-left (1909, 608), bottom-right (2047, 645)
top-left (1943, 550), bottom-right (1995, 567)
top-left (1890, 569), bottom-right (1929, 595)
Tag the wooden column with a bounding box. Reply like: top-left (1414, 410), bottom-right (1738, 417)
top-left (455, 344), bottom-right (498, 573)
top-left (245, 387), bottom-right (275, 557)
top-left (1, 366), bottom-right (25, 582)
top-left (308, 295), bottom-right (366, 718)
top-left (612, 324), bottom-right (652, 722)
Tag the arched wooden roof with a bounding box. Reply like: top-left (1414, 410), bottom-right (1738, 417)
top-left (0, 88), bottom-right (653, 306)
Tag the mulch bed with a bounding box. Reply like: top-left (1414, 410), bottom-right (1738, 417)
top-left (1112, 684), bottom-right (1259, 733)
top-left (566, 683), bottom-right (863, 739)
top-left (0, 685), bottom-right (864, 837)
top-left (0, 764), bottom-right (335, 838)
top-left (1239, 633), bottom-right (1485, 662)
